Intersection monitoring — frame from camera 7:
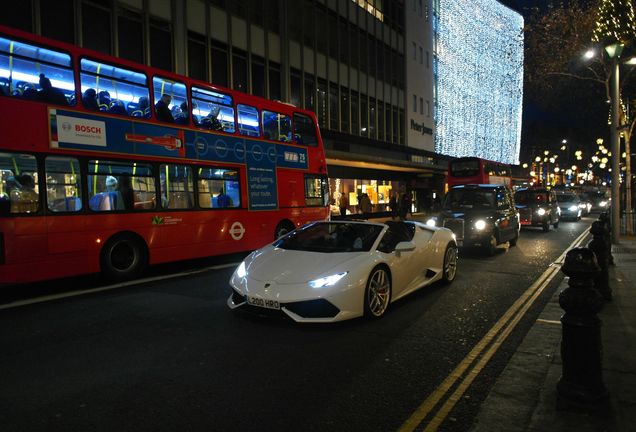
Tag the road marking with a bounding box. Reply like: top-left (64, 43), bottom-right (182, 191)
top-left (536, 319), bottom-right (561, 325)
top-left (0, 262), bottom-right (241, 311)
top-left (398, 228), bottom-right (590, 432)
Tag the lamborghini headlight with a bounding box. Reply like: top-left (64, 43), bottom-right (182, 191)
top-left (426, 218), bottom-right (437, 227)
top-left (309, 272), bottom-right (348, 288)
top-left (236, 261), bottom-right (247, 278)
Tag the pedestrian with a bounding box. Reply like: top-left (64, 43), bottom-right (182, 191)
top-left (359, 193), bottom-right (372, 215)
top-left (389, 192), bottom-right (398, 220)
top-left (339, 191), bottom-right (349, 217)
top-left (398, 192), bottom-right (412, 220)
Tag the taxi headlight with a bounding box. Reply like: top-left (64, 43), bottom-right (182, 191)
top-left (537, 208), bottom-right (546, 216)
top-left (474, 219), bottom-right (487, 230)
top-left (426, 218), bottom-right (437, 227)
top-left (579, 203), bottom-right (586, 209)
top-left (600, 200), bottom-right (607, 207)
top-left (568, 205), bottom-right (578, 212)
top-left (236, 261), bottom-right (247, 278)
top-left (309, 272), bottom-right (348, 288)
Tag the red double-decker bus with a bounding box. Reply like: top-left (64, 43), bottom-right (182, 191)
top-left (0, 25), bottom-right (329, 284)
top-left (447, 157), bottom-right (512, 188)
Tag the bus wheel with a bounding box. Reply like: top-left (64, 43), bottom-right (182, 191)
top-left (101, 233), bottom-right (148, 281)
top-left (274, 221), bottom-right (296, 239)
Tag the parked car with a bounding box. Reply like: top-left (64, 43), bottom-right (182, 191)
top-left (556, 193), bottom-right (582, 220)
top-left (228, 220), bottom-right (458, 322)
top-left (429, 184), bottom-right (520, 255)
top-left (514, 187), bottom-right (560, 232)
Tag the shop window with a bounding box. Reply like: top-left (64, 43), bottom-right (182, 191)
top-left (197, 167), bottom-right (240, 209)
top-left (46, 156), bottom-right (82, 213)
top-left (160, 164), bottom-right (194, 209)
top-left (0, 152), bottom-right (39, 214)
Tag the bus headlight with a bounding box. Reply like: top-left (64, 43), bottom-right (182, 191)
top-left (474, 219), bottom-right (487, 230)
top-left (537, 208), bottom-right (546, 216)
top-left (426, 218), bottom-right (437, 227)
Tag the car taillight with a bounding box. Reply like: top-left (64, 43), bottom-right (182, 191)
top-left (0, 233), bottom-right (4, 264)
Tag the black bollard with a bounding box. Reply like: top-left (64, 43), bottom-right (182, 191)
top-left (598, 211), bottom-right (615, 265)
top-left (557, 247), bottom-right (608, 405)
top-left (587, 221), bottom-right (612, 301)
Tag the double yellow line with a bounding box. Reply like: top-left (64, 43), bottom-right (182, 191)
top-left (398, 229), bottom-right (590, 432)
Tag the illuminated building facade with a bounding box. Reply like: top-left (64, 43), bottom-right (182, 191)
top-left (432, 0), bottom-right (524, 164)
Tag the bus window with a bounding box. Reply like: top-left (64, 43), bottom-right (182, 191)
top-left (237, 104), bottom-right (259, 137)
top-left (0, 36), bottom-right (75, 105)
top-left (305, 175), bottom-right (329, 207)
top-left (87, 160), bottom-right (154, 211)
top-left (45, 156), bottom-right (82, 212)
top-left (197, 167), bottom-right (240, 209)
top-left (293, 113), bottom-right (318, 146)
top-left (160, 164), bottom-right (194, 209)
top-left (262, 110), bottom-right (292, 142)
top-left (0, 152), bottom-right (39, 214)
top-left (152, 76), bottom-right (187, 124)
top-left (192, 86), bottom-right (235, 133)
top-left (80, 58), bottom-right (149, 117)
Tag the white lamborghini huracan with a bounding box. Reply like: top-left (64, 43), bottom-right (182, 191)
top-left (228, 220), bottom-right (458, 323)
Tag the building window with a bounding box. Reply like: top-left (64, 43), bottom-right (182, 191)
top-left (378, 102), bottom-right (385, 141)
top-left (420, 97), bottom-right (424, 115)
top-left (82, 2), bottom-right (111, 55)
top-left (413, 94), bottom-right (417, 113)
top-left (303, 0), bottom-right (315, 47)
top-left (426, 51), bottom-right (430, 68)
top-left (419, 46), bottom-right (423, 65)
top-left (427, 100), bottom-right (431, 117)
top-left (251, 55), bottom-right (265, 97)
top-left (211, 40), bottom-right (229, 87)
top-left (368, 36), bottom-right (376, 78)
top-left (316, 78), bottom-right (327, 128)
top-left (369, 98), bottom-right (376, 140)
top-left (412, 42), bottom-right (416, 60)
top-left (150, 18), bottom-right (173, 71)
top-left (41, 0), bottom-right (74, 44)
top-left (360, 95), bottom-right (368, 138)
top-left (118, 8), bottom-right (144, 64)
top-left (339, 19), bottom-right (348, 64)
top-left (232, 49), bottom-right (248, 92)
top-left (329, 82), bottom-right (338, 130)
top-left (188, 32), bottom-right (207, 81)
top-left (268, 61), bottom-right (281, 101)
top-left (291, 68), bottom-right (302, 107)
top-left (350, 92), bottom-right (359, 136)
top-left (304, 75), bottom-right (315, 111)
top-left (340, 86), bottom-right (349, 133)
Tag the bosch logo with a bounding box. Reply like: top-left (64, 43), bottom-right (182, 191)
top-left (61, 122), bottom-right (71, 131)
top-left (75, 124), bottom-right (102, 134)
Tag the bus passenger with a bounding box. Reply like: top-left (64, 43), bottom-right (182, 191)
top-left (217, 188), bottom-right (232, 208)
top-left (155, 94), bottom-right (174, 123)
top-left (82, 88), bottom-right (99, 111)
top-left (98, 91), bottom-right (111, 111)
top-left (133, 96), bottom-right (151, 118)
top-left (37, 74), bottom-right (68, 106)
top-left (175, 101), bottom-right (190, 125)
top-left (201, 105), bottom-right (222, 131)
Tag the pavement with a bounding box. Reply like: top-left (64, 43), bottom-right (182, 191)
top-left (470, 235), bottom-right (636, 432)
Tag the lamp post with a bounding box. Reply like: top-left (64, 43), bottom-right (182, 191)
top-left (606, 43), bottom-right (623, 243)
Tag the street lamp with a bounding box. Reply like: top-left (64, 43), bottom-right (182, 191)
top-left (606, 42), bottom-right (624, 242)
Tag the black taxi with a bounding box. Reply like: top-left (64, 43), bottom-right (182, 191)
top-left (431, 184), bottom-right (520, 255)
top-left (514, 187), bottom-right (560, 231)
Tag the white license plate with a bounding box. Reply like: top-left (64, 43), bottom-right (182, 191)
top-left (247, 296), bottom-right (280, 310)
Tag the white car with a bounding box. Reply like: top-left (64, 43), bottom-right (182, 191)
top-left (228, 220), bottom-right (458, 323)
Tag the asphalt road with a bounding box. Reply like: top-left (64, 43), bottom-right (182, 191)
top-left (0, 215), bottom-right (593, 432)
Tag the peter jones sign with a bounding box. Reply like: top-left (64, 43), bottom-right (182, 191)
top-left (410, 119), bottom-right (433, 135)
